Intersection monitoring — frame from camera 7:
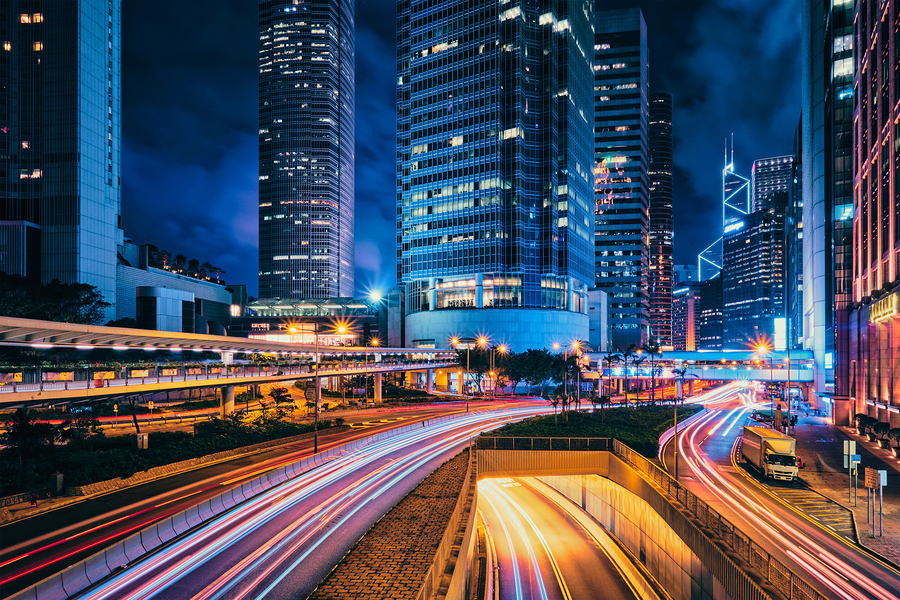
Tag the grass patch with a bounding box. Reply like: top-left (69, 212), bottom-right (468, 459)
top-left (486, 405), bottom-right (703, 458)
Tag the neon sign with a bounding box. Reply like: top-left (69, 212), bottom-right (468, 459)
top-left (870, 294), bottom-right (898, 323)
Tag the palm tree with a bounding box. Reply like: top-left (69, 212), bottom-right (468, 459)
top-left (621, 344), bottom-right (637, 405)
top-left (602, 349), bottom-right (622, 401)
top-left (631, 355), bottom-right (647, 404)
top-left (642, 340), bottom-right (663, 404)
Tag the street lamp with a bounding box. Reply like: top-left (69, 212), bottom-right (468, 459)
top-left (451, 336), bottom-right (471, 410)
top-left (554, 341), bottom-right (581, 404)
top-left (756, 343), bottom-right (774, 426)
top-left (365, 337), bottom-right (380, 406)
top-left (311, 322), bottom-right (349, 453)
top-left (492, 344), bottom-right (508, 400)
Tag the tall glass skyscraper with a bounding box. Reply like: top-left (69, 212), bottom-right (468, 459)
top-left (801, 0), bottom-right (855, 412)
top-left (397, 0), bottom-right (595, 350)
top-left (593, 9), bottom-right (649, 350)
top-left (648, 92), bottom-right (673, 347)
top-left (751, 155), bottom-right (792, 212)
top-left (1, 0), bottom-right (122, 315)
top-left (259, 0), bottom-right (355, 299)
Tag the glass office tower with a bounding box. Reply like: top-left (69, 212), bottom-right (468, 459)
top-left (751, 155), bottom-right (792, 212)
top-left (593, 8), bottom-right (650, 351)
top-left (259, 0), bottom-right (355, 299)
top-left (1, 0), bottom-right (122, 315)
top-left (648, 92), bottom-right (674, 347)
top-left (397, 0), bottom-right (595, 350)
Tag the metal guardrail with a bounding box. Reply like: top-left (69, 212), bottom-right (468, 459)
top-left (0, 360), bottom-right (453, 396)
top-left (475, 436), bottom-right (827, 600)
top-left (611, 440), bottom-right (827, 600)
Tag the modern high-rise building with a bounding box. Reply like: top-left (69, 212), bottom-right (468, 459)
top-left (722, 192), bottom-right (787, 349)
top-left (593, 8), bottom-right (649, 350)
top-left (672, 285), bottom-right (697, 351)
top-left (258, 0), bottom-right (355, 299)
top-left (696, 273), bottom-right (723, 350)
top-left (1, 0), bottom-right (122, 315)
top-left (751, 155), bottom-right (792, 212)
top-left (648, 92), bottom-right (674, 347)
top-left (846, 0), bottom-right (899, 421)
top-left (801, 0), bottom-right (856, 414)
top-left (785, 124), bottom-right (804, 349)
top-left (396, 0), bottom-right (595, 350)
top-left (674, 264), bottom-right (699, 286)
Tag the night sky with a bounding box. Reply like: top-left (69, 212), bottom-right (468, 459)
top-left (122, 0), bottom-right (800, 298)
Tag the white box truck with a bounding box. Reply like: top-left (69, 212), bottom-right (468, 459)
top-left (742, 426), bottom-right (799, 481)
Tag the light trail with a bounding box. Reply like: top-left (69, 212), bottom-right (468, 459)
top-left (480, 487), bottom-right (528, 600)
top-left (719, 407), bottom-right (748, 437)
top-left (677, 396), bottom-right (898, 600)
top-left (66, 406), bottom-right (548, 600)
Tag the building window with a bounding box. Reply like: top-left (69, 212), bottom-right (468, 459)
top-left (32, 13), bottom-right (43, 23)
top-left (3, 42), bottom-right (9, 51)
top-left (20, 14), bottom-right (30, 23)
top-left (33, 42), bottom-right (42, 51)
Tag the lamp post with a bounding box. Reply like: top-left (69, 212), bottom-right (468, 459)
top-left (365, 337), bottom-right (380, 406)
top-left (553, 341), bottom-right (581, 406)
top-left (451, 336), bottom-right (472, 410)
top-left (312, 322), bottom-right (347, 453)
top-left (492, 344), bottom-right (508, 400)
top-left (756, 343), bottom-right (774, 426)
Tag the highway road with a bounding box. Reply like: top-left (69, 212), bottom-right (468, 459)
top-left (661, 387), bottom-right (900, 600)
top-left (0, 401), bottom-right (532, 597)
top-left (479, 477), bottom-right (640, 600)
top-left (2, 404), bottom-right (548, 600)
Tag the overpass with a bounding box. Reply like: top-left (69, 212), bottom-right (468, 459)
top-left (585, 349), bottom-right (815, 383)
top-left (0, 317), bottom-right (455, 412)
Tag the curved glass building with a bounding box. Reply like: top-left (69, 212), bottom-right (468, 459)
top-left (259, 0), bottom-right (355, 299)
top-left (396, 0), bottom-right (595, 351)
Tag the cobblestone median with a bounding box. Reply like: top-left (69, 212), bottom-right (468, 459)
top-left (308, 451), bottom-right (469, 600)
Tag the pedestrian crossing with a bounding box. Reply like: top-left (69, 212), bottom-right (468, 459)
top-left (764, 486), bottom-right (857, 542)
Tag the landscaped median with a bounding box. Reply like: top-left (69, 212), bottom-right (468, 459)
top-left (308, 450), bottom-right (474, 600)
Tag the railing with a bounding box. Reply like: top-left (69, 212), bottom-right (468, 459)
top-left (0, 360), bottom-right (454, 395)
top-left (611, 439), bottom-right (827, 600)
top-left (475, 436), bottom-right (611, 451)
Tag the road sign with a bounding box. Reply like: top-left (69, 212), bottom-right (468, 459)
top-left (148, 401), bottom-right (154, 409)
top-left (843, 440), bottom-right (856, 455)
top-left (304, 380), bottom-right (317, 403)
top-left (865, 468), bottom-right (888, 488)
top-left (851, 454), bottom-right (861, 463)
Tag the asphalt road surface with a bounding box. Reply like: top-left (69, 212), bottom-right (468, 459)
top-left (479, 477), bottom-right (640, 600)
top-left (660, 387), bottom-right (900, 600)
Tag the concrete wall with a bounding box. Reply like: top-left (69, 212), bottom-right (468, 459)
top-left (536, 473), bottom-right (727, 600)
top-left (116, 263), bottom-right (232, 321)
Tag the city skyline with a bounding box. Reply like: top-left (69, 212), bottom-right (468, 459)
top-left (121, 0), bottom-right (800, 297)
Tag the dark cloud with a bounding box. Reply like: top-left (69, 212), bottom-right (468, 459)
top-left (123, 0), bottom-right (799, 297)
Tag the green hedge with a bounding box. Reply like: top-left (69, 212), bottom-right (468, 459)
top-left (486, 406), bottom-right (703, 458)
top-left (0, 416), bottom-right (341, 494)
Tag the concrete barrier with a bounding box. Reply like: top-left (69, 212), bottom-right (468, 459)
top-left (155, 516), bottom-right (178, 544)
top-left (197, 499), bottom-right (214, 522)
top-left (32, 575), bottom-right (66, 600)
top-left (83, 551), bottom-right (112, 584)
top-left (170, 510), bottom-right (190, 535)
top-left (59, 563), bottom-right (90, 598)
top-left (104, 542), bottom-right (128, 572)
top-left (183, 503), bottom-right (202, 529)
top-left (140, 524), bottom-right (163, 553)
top-left (121, 532), bottom-right (147, 562)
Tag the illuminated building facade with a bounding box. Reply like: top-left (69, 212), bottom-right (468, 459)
top-left (648, 92), bottom-right (674, 347)
top-left (0, 0), bottom-right (122, 314)
top-left (801, 0), bottom-right (856, 413)
top-left (672, 285), bottom-right (697, 351)
top-left (593, 8), bottom-right (649, 350)
top-left (751, 155), bottom-right (792, 212)
top-left (259, 0), bottom-right (355, 299)
top-left (785, 124), bottom-right (804, 349)
top-left (396, 0), bottom-right (595, 350)
top-left (696, 274), bottom-right (723, 350)
top-left (846, 0), bottom-right (900, 423)
top-left (722, 192), bottom-right (787, 349)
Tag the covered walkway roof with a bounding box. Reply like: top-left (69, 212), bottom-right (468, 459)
top-left (0, 317), bottom-right (451, 357)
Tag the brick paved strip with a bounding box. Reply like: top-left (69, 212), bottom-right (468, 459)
top-left (308, 451), bottom-right (470, 600)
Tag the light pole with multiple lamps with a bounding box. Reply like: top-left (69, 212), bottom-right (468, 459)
top-left (553, 340), bottom-right (582, 403)
top-left (364, 336), bottom-right (380, 406)
top-left (755, 342), bottom-right (775, 426)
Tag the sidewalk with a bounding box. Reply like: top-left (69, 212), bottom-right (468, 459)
top-left (791, 414), bottom-right (900, 564)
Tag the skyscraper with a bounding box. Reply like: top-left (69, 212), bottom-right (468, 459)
top-left (722, 192), bottom-right (787, 349)
top-left (785, 124), bottom-right (804, 349)
top-left (846, 0), bottom-right (899, 420)
top-left (648, 92), bottom-right (673, 347)
top-left (396, 0), bottom-right (595, 350)
top-left (751, 155), bottom-right (792, 212)
top-left (801, 0), bottom-right (856, 413)
top-left (258, 0), bottom-right (355, 299)
top-left (1, 0), bottom-right (122, 314)
top-left (593, 9), bottom-right (649, 350)
top-left (672, 285), bottom-right (697, 351)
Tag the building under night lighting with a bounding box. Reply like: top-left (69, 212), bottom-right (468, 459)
top-left (0, 0), bottom-right (122, 317)
top-left (593, 8), bottom-right (650, 350)
top-left (648, 92), bottom-right (674, 347)
top-left (258, 0), bottom-right (355, 300)
top-left (396, 0), bottom-right (595, 350)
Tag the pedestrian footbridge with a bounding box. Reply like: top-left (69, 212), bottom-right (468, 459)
top-left (586, 349), bottom-right (815, 383)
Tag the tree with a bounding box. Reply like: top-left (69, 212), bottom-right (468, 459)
top-left (888, 428), bottom-right (900, 452)
top-left (0, 274), bottom-right (111, 325)
top-left (544, 393), bottom-right (560, 426)
top-left (642, 340), bottom-right (663, 404)
top-left (501, 351), bottom-right (528, 395)
top-left (602, 350), bottom-right (621, 400)
top-left (874, 421), bottom-right (890, 441)
top-left (620, 344), bottom-right (637, 405)
top-left (591, 394), bottom-right (611, 421)
top-left (64, 405), bottom-right (105, 450)
top-left (173, 254), bottom-right (188, 273)
top-left (106, 317), bottom-right (139, 328)
top-left (0, 409), bottom-right (58, 466)
top-left (521, 348), bottom-right (554, 395)
top-left (269, 386), bottom-right (292, 405)
top-left (455, 347), bottom-right (490, 393)
top-left (187, 258), bottom-right (200, 277)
